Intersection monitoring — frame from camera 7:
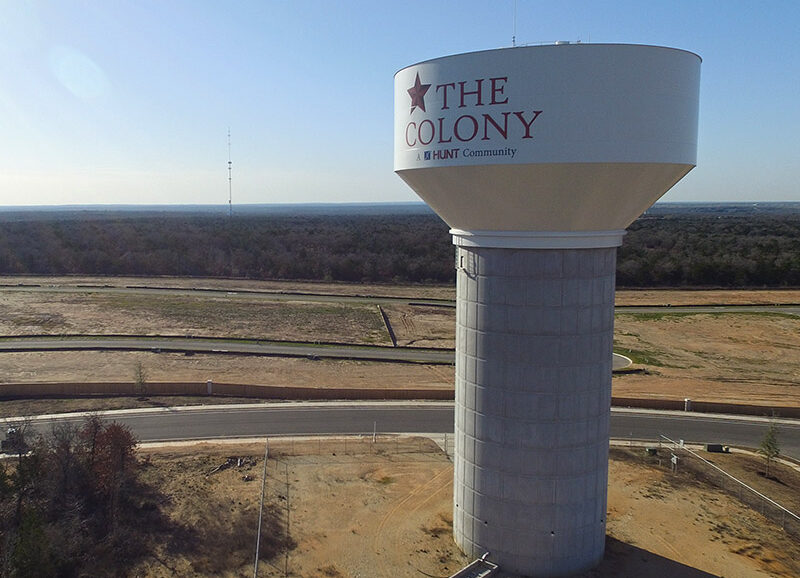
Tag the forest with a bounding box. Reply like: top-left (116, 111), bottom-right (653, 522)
top-left (0, 204), bottom-right (798, 287)
top-left (1, 418), bottom-right (143, 575)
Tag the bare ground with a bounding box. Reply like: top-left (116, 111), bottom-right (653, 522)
top-left (0, 275), bottom-right (456, 300)
top-left (382, 303), bottom-right (456, 349)
top-left (130, 439), bottom-right (800, 578)
top-left (0, 352), bottom-right (454, 418)
top-left (0, 289), bottom-right (390, 344)
top-left (1, 278), bottom-right (799, 413)
top-left (613, 312), bottom-right (800, 406)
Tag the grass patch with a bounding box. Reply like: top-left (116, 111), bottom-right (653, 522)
top-left (616, 311), bottom-right (800, 322)
top-left (421, 513), bottom-right (453, 538)
top-left (613, 347), bottom-right (667, 367)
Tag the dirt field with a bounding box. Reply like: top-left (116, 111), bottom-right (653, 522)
top-left (131, 439), bottom-right (800, 578)
top-left (0, 276), bottom-right (457, 300)
top-left (0, 352), bottom-right (454, 418)
top-left (1, 277), bottom-right (799, 412)
top-left (0, 289), bottom-right (390, 344)
top-left (613, 311), bottom-right (800, 406)
top-left (382, 303), bottom-right (455, 348)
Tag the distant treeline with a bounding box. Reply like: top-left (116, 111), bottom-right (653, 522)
top-left (0, 214), bottom-right (453, 283)
top-left (618, 213), bottom-right (800, 287)
top-left (0, 207), bottom-right (798, 287)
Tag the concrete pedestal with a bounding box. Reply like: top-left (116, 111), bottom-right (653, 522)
top-left (452, 240), bottom-right (618, 576)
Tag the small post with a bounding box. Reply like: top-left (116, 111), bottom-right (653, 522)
top-left (373, 421), bottom-right (377, 443)
top-left (284, 464), bottom-right (290, 576)
top-left (254, 438), bottom-right (269, 578)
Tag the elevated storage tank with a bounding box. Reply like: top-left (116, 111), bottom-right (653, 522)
top-left (394, 44), bottom-right (700, 576)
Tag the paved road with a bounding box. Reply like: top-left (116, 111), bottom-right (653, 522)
top-left (0, 336), bottom-right (632, 369)
top-left (609, 410), bottom-right (800, 458)
top-left (0, 283), bottom-right (456, 308)
top-left (0, 335), bottom-right (454, 364)
top-left (10, 403), bottom-right (800, 459)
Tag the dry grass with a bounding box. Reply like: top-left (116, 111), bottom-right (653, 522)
top-left (0, 290), bottom-right (389, 344)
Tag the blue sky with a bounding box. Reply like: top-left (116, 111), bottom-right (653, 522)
top-left (1, 0), bottom-right (798, 206)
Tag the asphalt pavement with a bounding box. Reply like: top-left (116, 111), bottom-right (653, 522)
top-left (0, 336), bottom-right (454, 364)
top-left (9, 402), bottom-right (799, 459)
top-left (0, 336), bottom-right (632, 369)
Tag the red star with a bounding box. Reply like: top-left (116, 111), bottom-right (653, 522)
top-left (407, 72), bottom-right (431, 114)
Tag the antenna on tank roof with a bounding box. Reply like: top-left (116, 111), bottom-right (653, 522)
top-left (512, 0), bottom-right (517, 47)
top-left (227, 128), bottom-right (232, 218)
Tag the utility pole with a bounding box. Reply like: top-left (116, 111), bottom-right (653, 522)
top-left (227, 128), bottom-right (233, 218)
top-left (253, 438), bottom-right (269, 577)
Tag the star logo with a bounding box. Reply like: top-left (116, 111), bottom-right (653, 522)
top-left (407, 72), bottom-right (431, 114)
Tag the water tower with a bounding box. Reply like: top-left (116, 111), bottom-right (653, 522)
top-left (394, 44), bottom-right (700, 576)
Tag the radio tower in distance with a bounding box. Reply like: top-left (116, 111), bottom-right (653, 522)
top-left (227, 128), bottom-right (232, 218)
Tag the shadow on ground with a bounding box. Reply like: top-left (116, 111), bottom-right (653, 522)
top-left (494, 537), bottom-right (718, 578)
top-left (585, 536), bottom-right (719, 577)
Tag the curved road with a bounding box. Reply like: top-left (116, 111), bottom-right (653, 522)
top-left (0, 336), bottom-right (633, 369)
top-left (0, 283), bottom-right (456, 308)
top-left (9, 402), bottom-right (800, 460)
top-left (0, 336), bottom-right (454, 365)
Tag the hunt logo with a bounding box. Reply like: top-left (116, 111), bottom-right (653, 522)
top-left (405, 73), bottom-right (543, 153)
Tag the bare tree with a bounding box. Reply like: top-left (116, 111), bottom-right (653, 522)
top-left (47, 422), bottom-right (82, 512)
top-left (134, 362), bottom-right (148, 399)
top-left (92, 422), bottom-right (138, 531)
top-left (79, 414), bottom-right (104, 470)
top-left (4, 418), bottom-right (45, 525)
top-left (759, 420), bottom-right (781, 478)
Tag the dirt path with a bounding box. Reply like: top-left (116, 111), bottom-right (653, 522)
top-left (370, 464), bottom-right (454, 577)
